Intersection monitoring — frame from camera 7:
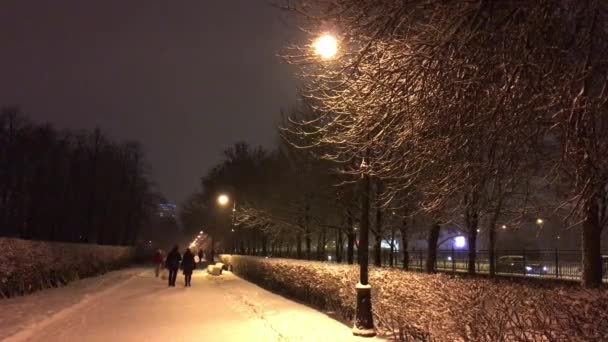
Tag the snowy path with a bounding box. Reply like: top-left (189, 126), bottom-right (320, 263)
top-left (1, 268), bottom-right (380, 342)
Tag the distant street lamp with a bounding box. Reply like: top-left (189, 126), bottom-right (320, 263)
top-left (218, 194), bottom-right (229, 206)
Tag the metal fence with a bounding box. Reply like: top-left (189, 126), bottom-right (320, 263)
top-left (398, 249), bottom-right (608, 282)
top-left (260, 248), bottom-right (608, 283)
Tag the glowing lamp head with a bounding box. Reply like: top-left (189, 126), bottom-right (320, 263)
top-left (217, 194), bottom-right (229, 206)
top-left (536, 218), bottom-right (544, 225)
top-left (454, 236), bottom-right (466, 249)
top-left (313, 34), bottom-right (338, 60)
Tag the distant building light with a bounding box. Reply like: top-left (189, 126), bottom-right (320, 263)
top-left (380, 240), bottom-right (392, 249)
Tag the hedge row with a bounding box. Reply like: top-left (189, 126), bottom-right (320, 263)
top-left (0, 238), bottom-right (134, 298)
top-left (220, 255), bottom-right (608, 341)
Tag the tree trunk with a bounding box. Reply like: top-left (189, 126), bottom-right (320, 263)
top-left (306, 234), bottom-right (311, 260)
top-left (400, 216), bottom-right (409, 269)
top-left (374, 208), bottom-right (382, 267)
top-left (582, 198), bottom-right (603, 288)
top-left (467, 211), bottom-right (479, 275)
top-left (317, 232), bottom-right (323, 260)
top-left (305, 202), bottom-right (311, 260)
top-left (389, 226), bottom-right (395, 267)
top-left (336, 229), bottom-right (343, 263)
top-left (296, 232), bottom-right (302, 259)
top-left (263, 234), bottom-right (268, 256)
top-left (488, 223), bottom-right (497, 277)
top-left (85, 129), bottom-right (101, 243)
top-left (426, 222), bottom-right (441, 273)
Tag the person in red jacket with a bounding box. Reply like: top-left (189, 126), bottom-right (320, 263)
top-left (153, 249), bottom-right (164, 278)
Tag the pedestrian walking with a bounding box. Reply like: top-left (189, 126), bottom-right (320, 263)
top-left (165, 245), bottom-right (181, 287)
top-left (153, 249), bottom-right (164, 278)
top-left (182, 248), bottom-right (196, 287)
top-left (197, 248), bottom-right (204, 264)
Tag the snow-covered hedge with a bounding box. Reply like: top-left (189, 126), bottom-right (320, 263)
top-left (220, 255), bottom-right (608, 341)
top-left (0, 238), bottom-right (134, 298)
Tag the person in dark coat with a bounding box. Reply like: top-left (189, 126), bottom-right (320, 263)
top-left (197, 249), bottom-right (204, 264)
top-left (153, 249), bottom-right (164, 278)
top-left (165, 245), bottom-right (181, 287)
top-left (182, 248), bottom-right (196, 287)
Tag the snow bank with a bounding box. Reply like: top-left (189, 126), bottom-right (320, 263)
top-left (0, 238), bottom-right (134, 298)
top-left (221, 254), bottom-right (608, 341)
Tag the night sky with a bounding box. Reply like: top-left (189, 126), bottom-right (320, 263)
top-left (0, 0), bottom-right (299, 204)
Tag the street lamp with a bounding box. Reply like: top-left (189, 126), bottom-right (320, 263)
top-left (218, 194), bottom-right (229, 206)
top-left (536, 218), bottom-right (544, 225)
top-left (312, 34), bottom-right (373, 336)
top-left (313, 34), bottom-right (338, 60)
top-left (313, 37), bottom-right (373, 337)
top-left (217, 194), bottom-right (238, 254)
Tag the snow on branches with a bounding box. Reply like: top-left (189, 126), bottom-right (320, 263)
top-left (282, 0), bottom-right (608, 287)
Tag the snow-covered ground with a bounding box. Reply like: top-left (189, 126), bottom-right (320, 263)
top-left (0, 267), bottom-right (381, 341)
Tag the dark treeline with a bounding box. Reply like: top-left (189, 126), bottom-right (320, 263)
top-left (181, 138), bottom-right (363, 266)
top-left (0, 107), bottom-right (158, 245)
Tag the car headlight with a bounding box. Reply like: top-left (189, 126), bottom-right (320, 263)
top-left (525, 266), bottom-right (532, 271)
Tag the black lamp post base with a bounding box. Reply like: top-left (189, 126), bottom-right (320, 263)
top-left (353, 283), bottom-right (375, 337)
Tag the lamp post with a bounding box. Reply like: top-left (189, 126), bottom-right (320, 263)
top-left (231, 202), bottom-right (237, 253)
top-left (355, 160), bottom-right (375, 337)
top-left (536, 218), bottom-right (545, 237)
top-left (217, 194), bottom-right (237, 254)
top-left (313, 33), bottom-right (374, 337)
